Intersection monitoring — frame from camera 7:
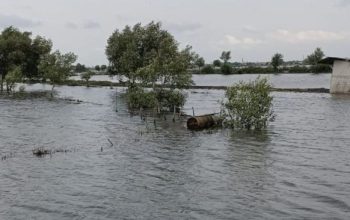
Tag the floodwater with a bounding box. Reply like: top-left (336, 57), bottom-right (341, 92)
top-left (71, 73), bottom-right (332, 89)
top-left (1, 80), bottom-right (350, 219)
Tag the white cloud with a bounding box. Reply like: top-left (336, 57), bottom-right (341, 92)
top-left (269, 29), bottom-right (346, 43)
top-left (225, 35), bottom-right (263, 46)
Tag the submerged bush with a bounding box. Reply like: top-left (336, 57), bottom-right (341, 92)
top-left (222, 77), bottom-right (274, 130)
top-left (155, 89), bottom-right (186, 110)
top-left (126, 87), bottom-right (187, 111)
top-left (126, 87), bottom-right (158, 109)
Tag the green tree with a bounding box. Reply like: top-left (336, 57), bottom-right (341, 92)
top-left (75, 63), bottom-right (87, 73)
top-left (220, 63), bottom-right (233, 74)
top-left (100, 64), bottom-right (107, 71)
top-left (5, 66), bottom-right (22, 93)
top-left (194, 56), bottom-right (205, 72)
top-left (271, 53), bottom-right (284, 72)
top-left (106, 22), bottom-right (195, 110)
top-left (222, 77), bottom-right (274, 130)
top-left (80, 70), bottom-right (94, 87)
top-left (0, 26), bottom-right (30, 92)
top-left (23, 36), bottom-right (52, 79)
top-left (39, 50), bottom-right (77, 96)
top-left (304, 48), bottom-right (326, 73)
top-left (304, 47), bottom-right (325, 65)
top-left (0, 26), bottom-right (52, 92)
top-left (220, 51), bottom-right (231, 63)
top-left (213, 59), bottom-right (222, 67)
top-left (201, 65), bottom-right (215, 74)
top-left (95, 65), bottom-right (101, 71)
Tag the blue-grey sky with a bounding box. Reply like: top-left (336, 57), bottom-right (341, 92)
top-left (1, 0), bottom-right (349, 65)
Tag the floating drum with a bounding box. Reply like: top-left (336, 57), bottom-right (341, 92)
top-left (187, 114), bottom-right (222, 130)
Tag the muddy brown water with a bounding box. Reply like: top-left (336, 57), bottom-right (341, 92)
top-left (1, 81), bottom-right (350, 219)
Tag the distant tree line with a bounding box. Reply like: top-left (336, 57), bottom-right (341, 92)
top-left (194, 47), bottom-right (331, 75)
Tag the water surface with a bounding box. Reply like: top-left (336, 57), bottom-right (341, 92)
top-left (1, 84), bottom-right (350, 219)
top-left (71, 73), bottom-right (332, 89)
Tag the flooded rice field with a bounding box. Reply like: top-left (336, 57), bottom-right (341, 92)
top-left (1, 82), bottom-right (350, 219)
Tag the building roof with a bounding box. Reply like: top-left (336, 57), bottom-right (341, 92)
top-left (319, 57), bottom-right (350, 65)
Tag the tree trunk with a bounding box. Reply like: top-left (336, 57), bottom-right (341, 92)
top-left (51, 85), bottom-right (55, 97)
top-left (0, 74), bottom-right (3, 93)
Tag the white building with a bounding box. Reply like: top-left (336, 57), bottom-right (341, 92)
top-left (320, 57), bottom-right (350, 94)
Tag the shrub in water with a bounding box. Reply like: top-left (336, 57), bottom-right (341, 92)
top-left (222, 77), bottom-right (274, 130)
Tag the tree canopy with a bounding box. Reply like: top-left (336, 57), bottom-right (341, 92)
top-left (220, 51), bottom-right (231, 63)
top-left (0, 26), bottom-right (52, 92)
top-left (38, 50), bottom-right (77, 95)
top-left (271, 53), bottom-right (284, 72)
top-left (106, 22), bottom-right (195, 109)
top-left (304, 48), bottom-right (329, 73)
top-left (0, 26), bottom-right (77, 94)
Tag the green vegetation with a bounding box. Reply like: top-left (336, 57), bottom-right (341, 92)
top-left (220, 51), bottom-right (231, 63)
top-left (95, 65), bottom-right (101, 71)
top-left (101, 65), bottom-right (107, 71)
top-left (213, 59), bottom-right (222, 67)
top-left (106, 21), bottom-right (195, 110)
top-left (80, 70), bottom-right (94, 87)
top-left (0, 26), bottom-right (52, 92)
top-left (271, 53), bottom-right (284, 72)
top-left (75, 63), bottom-right (87, 73)
top-left (5, 67), bottom-right (22, 93)
top-left (220, 63), bottom-right (233, 74)
top-left (201, 65), bottom-right (215, 74)
top-left (194, 56), bottom-right (205, 72)
top-left (222, 77), bottom-right (274, 130)
top-left (304, 47), bottom-right (331, 73)
top-left (38, 50), bottom-right (77, 96)
top-left (194, 48), bottom-right (331, 75)
top-left (0, 26), bottom-right (77, 94)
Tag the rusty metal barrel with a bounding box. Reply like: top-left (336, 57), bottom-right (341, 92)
top-left (187, 114), bottom-right (222, 130)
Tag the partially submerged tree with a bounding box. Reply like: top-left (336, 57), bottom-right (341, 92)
top-left (5, 66), bottom-right (22, 93)
top-left (39, 50), bottom-right (77, 96)
top-left (222, 77), bottom-right (274, 130)
top-left (81, 70), bottom-right (94, 87)
top-left (0, 26), bottom-right (52, 92)
top-left (271, 53), bottom-right (284, 72)
top-left (106, 21), bottom-right (195, 110)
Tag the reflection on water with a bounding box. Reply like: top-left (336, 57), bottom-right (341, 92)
top-left (1, 84), bottom-right (350, 219)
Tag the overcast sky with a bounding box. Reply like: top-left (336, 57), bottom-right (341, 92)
top-left (1, 0), bottom-right (350, 65)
